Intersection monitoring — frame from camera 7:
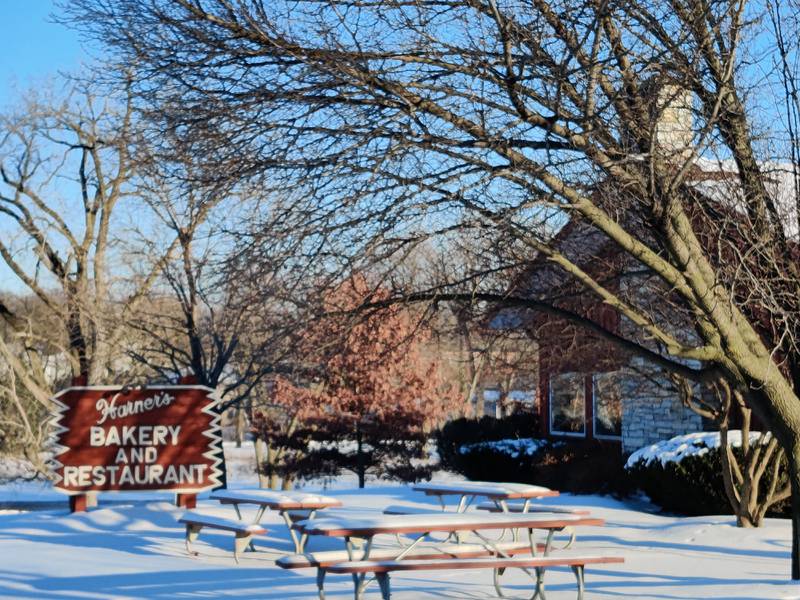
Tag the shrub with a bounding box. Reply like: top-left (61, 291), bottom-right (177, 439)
top-left (436, 413), bottom-right (627, 494)
top-left (435, 412), bottom-right (540, 473)
top-left (525, 439), bottom-right (628, 494)
top-left (625, 432), bottom-right (791, 518)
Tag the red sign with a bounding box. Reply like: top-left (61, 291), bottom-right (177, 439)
top-left (49, 386), bottom-right (223, 494)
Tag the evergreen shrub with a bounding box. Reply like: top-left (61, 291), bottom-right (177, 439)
top-left (625, 443), bottom-right (791, 517)
top-left (436, 414), bottom-right (626, 494)
top-left (435, 412), bottom-right (540, 472)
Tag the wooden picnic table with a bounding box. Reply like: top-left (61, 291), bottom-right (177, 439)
top-left (294, 511), bottom-right (604, 599)
top-left (412, 480), bottom-right (558, 513)
top-left (210, 488), bottom-right (342, 552)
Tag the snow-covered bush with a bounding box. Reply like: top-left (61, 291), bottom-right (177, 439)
top-left (435, 412), bottom-right (540, 472)
top-left (441, 430), bottom-right (625, 494)
top-left (451, 436), bottom-right (553, 484)
top-left (625, 431), bottom-right (767, 469)
top-left (0, 455), bottom-right (47, 483)
top-left (626, 431), bottom-right (790, 517)
top-left (458, 437), bottom-right (555, 458)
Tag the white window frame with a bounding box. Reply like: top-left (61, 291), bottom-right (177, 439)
top-left (548, 372), bottom-right (586, 437)
top-left (592, 372), bottom-right (622, 440)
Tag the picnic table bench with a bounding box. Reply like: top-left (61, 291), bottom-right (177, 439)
top-left (178, 512), bottom-right (267, 562)
top-left (277, 540), bottom-right (545, 598)
top-left (292, 510), bottom-right (605, 599)
top-left (475, 501), bottom-right (590, 515)
top-left (211, 488), bottom-right (341, 552)
top-left (328, 554), bottom-right (624, 600)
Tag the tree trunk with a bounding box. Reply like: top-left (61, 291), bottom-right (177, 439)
top-left (787, 442), bottom-right (800, 580)
top-left (736, 513), bottom-right (756, 528)
top-left (267, 444), bottom-right (280, 490)
top-left (253, 437), bottom-right (269, 488)
top-left (235, 408), bottom-right (245, 448)
top-left (356, 423), bottom-right (365, 489)
top-left (473, 385), bottom-right (485, 418)
top-left (745, 382), bottom-right (800, 579)
top-left (269, 473), bottom-right (280, 489)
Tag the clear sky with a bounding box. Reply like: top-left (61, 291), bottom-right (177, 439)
top-left (0, 2), bottom-right (91, 293)
top-left (0, 1), bottom-right (89, 108)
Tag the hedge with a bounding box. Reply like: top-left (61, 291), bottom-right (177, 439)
top-left (625, 433), bottom-right (791, 518)
top-left (436, 414), bottom-right (626, 494)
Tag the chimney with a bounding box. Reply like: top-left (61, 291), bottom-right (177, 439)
top-left (652, 84), bottom-right (694, 156)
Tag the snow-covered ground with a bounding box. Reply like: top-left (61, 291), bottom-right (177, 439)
top-left (0, 444), bottom-right (796, 599)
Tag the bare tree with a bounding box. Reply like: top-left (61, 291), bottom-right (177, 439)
top-left (0, 80), bottom-right (177, 466)
top-left (64, 0), bottom-right (800, 577)
top-left (674, 375), bottom-right (791, 527)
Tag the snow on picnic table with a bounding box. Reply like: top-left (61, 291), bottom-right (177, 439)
top-left (0, 444), bottom-right (796, 599)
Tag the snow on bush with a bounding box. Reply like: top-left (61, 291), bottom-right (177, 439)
top-left (0, 455), bottom-right (45, 483)
top-left (308, 439), bottom-right (373, 454)
top-left (625, 430), bottom-right (770, 469)
top-left (458, 438), bottom-right (557, 458)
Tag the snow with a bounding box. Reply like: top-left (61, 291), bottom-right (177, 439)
top-left (211, 488), bottom-right (340, 506)
top-left (414, 480), bottom-right (552, 495)
top-left (307, 439), bottom-right (371, 454)
top-left (459, 437), bottom-right (559, 458)
top-left (625, 430), bottom-right (770, 469)
top-left (0, 455), bottom-right (45, 483)
top-left (691, 158), bottom-right (800, 239)
top-left (298, 510), bottom-right (587, 535)
top-left (482, 389), bottom-right (535, 403)
top-left (0, 444), bottom-right (796, 599)
top-left (179, 511), bottom-right (267, 532)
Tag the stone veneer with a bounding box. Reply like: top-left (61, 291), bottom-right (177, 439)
top-left (620, 367), bottom-right (703, 454)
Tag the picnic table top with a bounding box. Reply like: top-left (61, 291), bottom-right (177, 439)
top-left (294, 511), bottom-right (603, 537)
top-left (210, 488), bottom-right (342, 510)
top-left (412, 480), bottom-right (558, 500)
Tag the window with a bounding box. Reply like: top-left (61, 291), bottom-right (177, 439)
top-left (549, 372), bottom-right (586, 435)
top-left (593, 372), bottom-right (622, 438)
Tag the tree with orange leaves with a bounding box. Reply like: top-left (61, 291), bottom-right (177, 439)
top-left (254, 276), bottom-right (460, 488)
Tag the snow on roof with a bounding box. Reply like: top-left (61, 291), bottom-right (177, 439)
top-left (625, 430), bottom-right (771, 469)
top-left (689, 158), bottom-right (799, 238)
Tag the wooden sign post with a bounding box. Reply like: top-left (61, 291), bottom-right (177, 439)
top-left (49, 385), bottom-right (223, 512)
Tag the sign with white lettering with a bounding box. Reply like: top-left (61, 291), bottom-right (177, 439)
top-left (49, 386), bottom-right (223, 494)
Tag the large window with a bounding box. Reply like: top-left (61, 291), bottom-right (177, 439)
top-left (593, 372), bottom-right (622, 438)
top-left (549, 372), bottom-right (586, 435)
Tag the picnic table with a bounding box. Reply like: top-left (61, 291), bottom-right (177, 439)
top-left (412, 480), bottom-right (558, 513)
top-left (293, 510), bottom-right (604, 599)
top-left (210, 488), bottom-right (341, 552)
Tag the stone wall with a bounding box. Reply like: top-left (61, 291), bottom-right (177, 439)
top-left (620, 367), bottom-right (703, 454)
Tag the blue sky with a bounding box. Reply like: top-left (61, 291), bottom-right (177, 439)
top-left (0, 1), bottom-right (89, 108)
top-left (0, 2), bottom-right (92, 293)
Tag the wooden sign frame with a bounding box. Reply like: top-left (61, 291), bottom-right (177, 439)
top-left (48, 385), bottom-right (224, 496)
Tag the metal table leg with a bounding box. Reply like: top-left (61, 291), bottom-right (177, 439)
top-left (232, 502), bottom-right (260, 552)
top-left (282, 509), bottom-right (306, 553)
